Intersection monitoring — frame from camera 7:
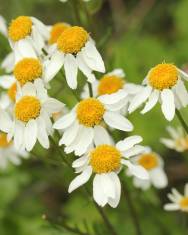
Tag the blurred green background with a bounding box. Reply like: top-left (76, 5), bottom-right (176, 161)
top-left (0, 0), bottom-right (188, 234)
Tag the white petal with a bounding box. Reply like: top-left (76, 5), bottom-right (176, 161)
top-left (141, 90), bottom-right (159, 114)
top-left (160, 138), bottom-right (175, 149)
top-left (94, 125), bottom-right (111, 146)
top-left (0, 15), bottom-right (7, 36)
top-left (93, 174), bottom-right (108, 207)
top-left (82, 41), bottom-right (105, 73)
top-left (128, 86), bottom-right (152, 113)
top-left (166, 126), bottom-right (180, 139)
top-left (64, 54), bottom-right (78, 89)
top-left (1, 52), bottom-right (15, 73)
top-left (122, 145), bottom-right (146, 158)
top-left (103, 111), bottom-right (133, 132)
top-left (14, 121), bottom-right (25, 150)
top-left (24, 119), bottom-right (37, 151)
top-left (77, 52), bottom-right (96, 83)
top-left (44, 51), bottom-right (64, 82)
top-left (72, 155), bottom-right (89, 168)
top-left (179, 69), bottom-right (188, 81)
top-left (98, 90), bottom-right (127, 105)
top-left (53, 112), bottom-right (76, 130)
top-left (122, 160), bottom-right (149, 180)
top-left (150, 168), bottom-right (168, 189)
top-left (116, 135), bottom-right (143, 152)
top-left (164, 203), bottom-right (180, 211)
top-left (68, 166), bottom-right (92, 193)
top-left (161, 89), bottom-right (175, 121)
top-left (17, 39), bottom-right (37, 58)
top-left (108, 173), bottom-right (121, 208)
top-left (185, 183), bottom-right (188, 196)
top-left (37, 117), bottom-right (49, 149)
top-left (0, 75), bottom-right (15, 89)
top-left (22, 82), bottom-right (36, 96)
top-left (59, 120), bottom-right (79, 146)
top-left (0, 109), bottom-right (12, 132)
top-left (174, 79), bottom-right (188, 107)
top-left (43, 98), bottom-right (64, 114)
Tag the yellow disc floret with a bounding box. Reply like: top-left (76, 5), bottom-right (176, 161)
top-left (148, 63), bottom-right (178, 90)
top-left (90, 145), bottom-right (121, 174)
top-left (57, 26), bottom-right (89, 54)
top-left (0, 132), bottom-right (12, 148)
top-left (98, 75), bottom-right (124, 95)
top-left (180, 197), bottom-right (188, 211)
top-left (14, 58), bottom-right (42, 85)
top-left (76, 98), bottom-right (105, 127)
top-left (15, 96), bottom-right (41, 122)
top-left (138, 153), bottom-right (158, 170)
top-left (8, 82), bottom-right (17, 102)
top-left (49, 22), bottom-right (70, 44)
top-left (8, 16), bottom-right (32, 42)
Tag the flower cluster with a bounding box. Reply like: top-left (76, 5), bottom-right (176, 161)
top-left (0, 12), bottom-right (188, 212)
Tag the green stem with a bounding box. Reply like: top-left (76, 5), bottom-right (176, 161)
top-left (176, 110), bottom-right (188, 135)
top-left (87, 82), bottom-right (93, 97)
top-left (122, 181), bottom-right (142, 235)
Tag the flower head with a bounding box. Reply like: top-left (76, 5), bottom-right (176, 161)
top-left (68, 135), bottom-right (148, 208)
top-left (128, 63), bottom-right (188, 121)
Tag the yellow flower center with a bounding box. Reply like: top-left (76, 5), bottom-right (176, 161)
top-left (148, 63), bottom-right (178, 90)
top-left (15, 96), bottom-right (41, 122)
top-left (90, 145), bottom-right (121, 174)
top-left (76, 98), bottom-right (105, 127)
top-left (57, 26), bottom-right (89, 54)
top-left (98, 75), bottom-right (124, 95)
top-left (8, 82), bottom-right (17, 102)
top-left (8, 16), bottom-right (32, 42)
top-left (0, 132), bottom-right (12, 148)
top-left (138, 153), bottom-right (158, 170)
top-left (49, 22), bottom-right (70, 44)
top-left (180, 197), bottom-right (188, 211)
top-left (175, 136), bottom-right (188, 151)
top-left (14, 58), bottom-right (42, 85)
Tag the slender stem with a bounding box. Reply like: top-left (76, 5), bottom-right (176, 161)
top-left (122, 181), bottom-right (142, 235)
top-left (84, 187), bottom-right (118, 235)
top-left (176, 110), bottom-right (188, 135)
top-left (87, 82), bottom-right (93, 97)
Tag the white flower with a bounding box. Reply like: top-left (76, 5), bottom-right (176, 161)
top-left (8, 16), bottom-right (49, 59)
top-left (164, 183), bottom-right (188, 212)
top-left (53, 96), bottom-right (134, 156)
top-left (0, 79), bottom-right (64, 151)
top-left (128, 147), bottom-right (168, 190)
top-left (44, 26), bottom-right (105, 89)
top-left (81, 68), bottom-right (142, 113)
top-left (0, 132), bottom-right (28, 170)
top-left (161, 126), bottom-right (188, 152)
top-left (0, 15), bottom-right (7, 37)
top-left (128, 63), bottom-right (188, 121)
top-left (68, 135), bottom-right (148, 208)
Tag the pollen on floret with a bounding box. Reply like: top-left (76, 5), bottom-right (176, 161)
top-left (148, 63), bottom-right (178, 90)
top-left (0, 132), bottom-right (12, 148)
top-left (8, 16), bottom-right (32, 42)
top-left (14, 58), bottom-right (42, 85)
top-left (90, 145), bottom-right (121, 174)
top-left (138, 153), bottom-right (158, 170)
top-left (57, 26), bottom-right (89, 54)
top-left (15, 96), bottom-right (41, 122)
top-left (8, 82), bottom-right (17, 102)
top-left (76, 98), bottom-right (105, 127)
top-left (49, 22), bottom-right (70, 44)
top-left (98, 75), bottom-right (124, 95)
top-left (180, 197), bottom-right (188, 211)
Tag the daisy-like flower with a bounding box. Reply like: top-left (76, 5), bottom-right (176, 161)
top-left (0, 79), bottom-right (64, 151)
top-left (44, 26), bottom-right (105, 89)
top-left (128, 63), bottom-right (188, 121)
top-left (8, 16), bottom-right (49, 59)
top-left (81, 68), bottom-right (141, 112)
top-left (68, 135), bottom-right (148, 208)
top-left (128, 148), bottom-right (168, 190)
top-left (164, 184), bottom-right (188, 212)
top-left (0, 132), bottom-right (28, 170)
top-left (53, 96), bottom-right (134, 156)
top-left (161, 126), bottom-right (188, 152)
